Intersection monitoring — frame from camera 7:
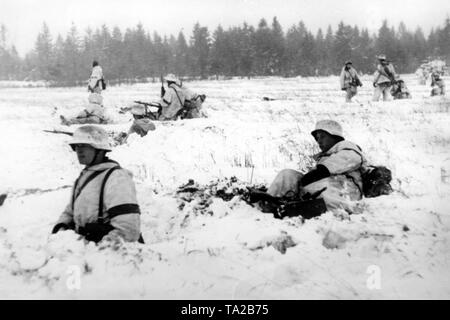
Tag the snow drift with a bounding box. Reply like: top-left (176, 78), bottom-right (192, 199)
top-left (0, 75), bottom-right (449, 299)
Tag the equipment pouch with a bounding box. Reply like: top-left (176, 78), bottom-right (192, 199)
top-left (277, 198), bottom-right (327, 219)
top-left (362, 166), bottom-right (393, 198)
top-left (80, 223), bottom-right (114, 243)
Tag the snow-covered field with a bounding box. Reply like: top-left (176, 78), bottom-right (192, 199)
top-left (0, 75), bottom-right (449, 299)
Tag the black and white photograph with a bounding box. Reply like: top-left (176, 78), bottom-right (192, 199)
top-left (0, 0), bottom-right (449, 301)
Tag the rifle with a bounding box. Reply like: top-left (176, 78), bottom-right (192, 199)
top-left (160, 74), bottom-right (165, 97)
top-left (0, 193), bottom-right (7, 206)
top-left (43, 129), bottom-right (73, 136)
top-left (133, 101), bottom-right (162, 120)
top-left (246, 187), bottom-right (327, 219)
top-left (133, 100), bottom-right (162, 108)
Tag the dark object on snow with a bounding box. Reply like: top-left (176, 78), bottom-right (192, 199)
top-left (178, 186), bottom-right (200, 193)
top-left (78, 222), bottom-right (115, 243)
top-left (247, 188), bottom-right (282, 205)
top-left (0, 193), bottom-right (7, 206)
top-left (43, 129), bottom-right (73, 136)
top-left (362, 166), bottom-right (393, 198)
top-left (262, 97), bottom-right (275, 101)
top-left (177, 179), bottom-right (199, 193)
top-left (160, 74), bottom-right (165, 98)
top-left (247, 187), bottom-right (328, 219)
top-left (277, 198), bottom-right (327, 219)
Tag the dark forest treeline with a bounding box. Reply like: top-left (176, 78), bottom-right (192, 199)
top-left (1, 17), bottom-right (450, 84)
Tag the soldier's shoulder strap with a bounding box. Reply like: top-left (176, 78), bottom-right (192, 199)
top-left (98, 166), bottom-right (121, 222)
top-left (171, 86), bottom-right (185, 106)
top-left (382, 65), bottom-right (395, 81)
top-left (72, 168), bottom-right (109, 211)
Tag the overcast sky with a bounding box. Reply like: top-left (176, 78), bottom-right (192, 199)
top-left (1, 0), bottom-right (449, 56)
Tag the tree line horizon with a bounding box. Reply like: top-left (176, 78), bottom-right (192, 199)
top-left (0, 16), bottom-right (449, 85)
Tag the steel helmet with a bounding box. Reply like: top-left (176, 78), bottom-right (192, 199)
top-left (164, 73), bottom-right (179, 82)
top-left (69, 125), bottom-right (112, 151)
top-left (344, 60), bottom-right (352, 65)
top-left (130, 104), bottom-right (146, 116)
top-left (311, 120), bottom-right (344, 139)
top-left (376, 54), bottom-right (387, 61)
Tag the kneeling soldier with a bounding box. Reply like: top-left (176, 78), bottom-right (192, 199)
top-left (260, 120), bottom-right (367, 216)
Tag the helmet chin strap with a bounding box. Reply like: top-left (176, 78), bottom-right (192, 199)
top-left (87, 149), bottom-right (103, 167)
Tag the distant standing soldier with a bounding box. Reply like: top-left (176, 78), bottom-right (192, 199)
top-left (420, 68), bottom-right (429, 85)
top-left (340, 61), bottom-right (362, 102)
top-left (415, 62), bottom-right (429, 85)
top-left (372, 54), bottom-right (397, 101)
top-left (431, 72), bottom-right (445, 96)
top-left (88, 60), bottom-right (105, 95)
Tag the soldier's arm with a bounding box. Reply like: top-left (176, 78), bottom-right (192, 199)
top-left (300, 164), bottom-right (331, 187)
top-left (52, 201), bottom-right (75, 233)
top-left (373, 69), bottom-right (380, 86)
top-left (339, 69), bottom-right (346, 89)
top-left (103, 169), bottom-right (141, 242)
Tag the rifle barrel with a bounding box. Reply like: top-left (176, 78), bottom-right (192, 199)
top-left (134, 101), bottom-right (161, 108)
top-left (43, 130), bottom-right (73, 136)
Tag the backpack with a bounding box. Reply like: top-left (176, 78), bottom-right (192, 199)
top-left (362, 166), bottom-right (393, 198)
